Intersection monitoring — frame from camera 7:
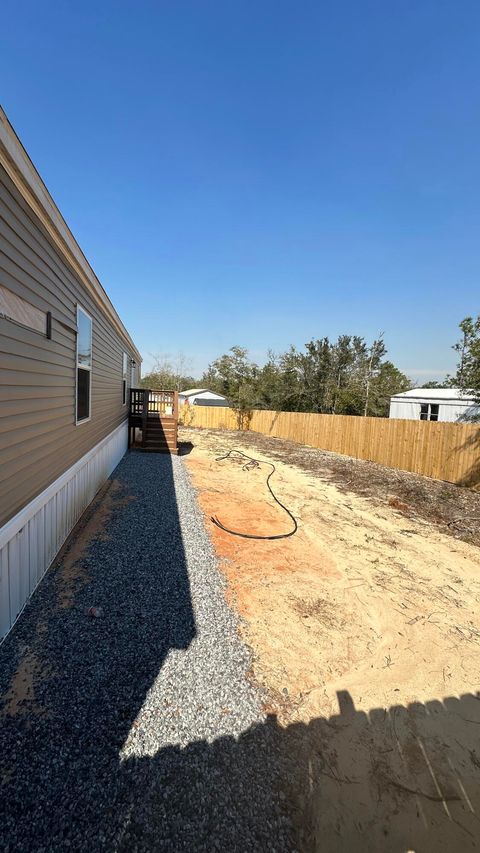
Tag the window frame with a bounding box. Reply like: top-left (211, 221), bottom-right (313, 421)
top-left (419, 402), bottom-right (440, 422)
top-left (420, 403), bottom-right (429, 421)
top-left (75, 305), bottom-right (93, 425)
top-left (122, 352), bottom-right (128, 406)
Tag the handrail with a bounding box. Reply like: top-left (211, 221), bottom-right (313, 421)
top-left (129, 388), bottom-right (178, 418)
top-left (128, 388), bottom-right (179, 453)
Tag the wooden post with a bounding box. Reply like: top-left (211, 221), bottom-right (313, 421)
top-left (142, 388), bottom-right (148, 448)
top-left (172, 391), bottom-right (178, 454)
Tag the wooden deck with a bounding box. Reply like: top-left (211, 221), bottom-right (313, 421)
top-left (128, 389), bottom-right (179, 454)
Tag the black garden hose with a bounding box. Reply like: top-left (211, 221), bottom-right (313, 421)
top-left (211, 449), bottom-right (298, 540)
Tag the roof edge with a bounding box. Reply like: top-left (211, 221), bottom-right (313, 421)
top-left (0, 107), bottom-right (141, 362)
top-left (391, 392), bottom-right (476, 402)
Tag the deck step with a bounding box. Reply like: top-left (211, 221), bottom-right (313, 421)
top-left (129, 388), bottom-right (179, 454)
top-left (145, 432), bottom-right (177, 441)
top-left (140, 447), bottom-right (178, 454)
top-left (145, 424), bottom-right (177, 431)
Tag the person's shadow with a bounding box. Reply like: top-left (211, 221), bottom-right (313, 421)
top-left (121, 689), bottom-right (480, 852)
top-left (1, 449), bottom-right (480, 851)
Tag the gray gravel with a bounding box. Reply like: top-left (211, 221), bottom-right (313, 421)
top-left (0, 451), bottom-right (293, 852)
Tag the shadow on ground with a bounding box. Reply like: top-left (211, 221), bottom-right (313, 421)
top-left (118, 690), bottom-right (480, 853)
top-left (0, 451), bottom-right (479, 851)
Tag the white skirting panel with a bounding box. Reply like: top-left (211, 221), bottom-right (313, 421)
top-left (0, 421), bottom-right (128, 643)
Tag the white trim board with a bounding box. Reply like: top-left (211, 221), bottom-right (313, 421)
top-left (0, 421), bottom-right (128, 642)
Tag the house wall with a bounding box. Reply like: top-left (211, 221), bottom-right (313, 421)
top-left (0, 164), bottom-right (138, 529)
top-left (0, 421), bottom-right (127, 641)
top-left (0, 141), bottom-right (141, 642)
top-left (389, 398), bottom-right (475, 422)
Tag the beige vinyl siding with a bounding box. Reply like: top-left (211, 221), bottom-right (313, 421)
top-left (0, 164), bottom-right (137, 527)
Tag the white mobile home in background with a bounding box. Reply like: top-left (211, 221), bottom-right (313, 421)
top-left (389, 388), bottom-right (478, 423)
top-left (179, 388), bottom-right (230, 407)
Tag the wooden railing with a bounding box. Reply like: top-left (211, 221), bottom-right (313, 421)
top-left (128, 389), bottom-right (179, 451)
top-left (129, 388), bottom-right (179, 419)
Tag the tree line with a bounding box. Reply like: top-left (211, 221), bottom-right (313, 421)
top-left (142, 335), bottom-right (411, 417)
top-left (202, 337), bottom-right (412, 416)
top-left (141, 316), bottom-right (480, 418)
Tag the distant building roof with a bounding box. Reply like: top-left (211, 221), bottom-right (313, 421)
top-left (180, 388), bottom-right (208, 397)
top-left (391, 387), bottom-right (475, 402)
top-left (180, 388), bottom-right (228, 400)
top-left (193, 398), bottom-right (230, 407)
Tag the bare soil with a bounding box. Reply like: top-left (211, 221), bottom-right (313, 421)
top-left (180, 426), bottom-right (480, 851)
top-left (185, 427), bottom-right (480, 545)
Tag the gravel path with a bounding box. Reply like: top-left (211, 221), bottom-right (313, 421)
top-left (0, 451), bottom-right (293, 852)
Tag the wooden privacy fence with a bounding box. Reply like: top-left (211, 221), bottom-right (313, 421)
top-left (180, 406), bottom-right (480, 487)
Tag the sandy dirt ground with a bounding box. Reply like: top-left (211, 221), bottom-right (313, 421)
top-left (181, 426), bottom-right (480, 851)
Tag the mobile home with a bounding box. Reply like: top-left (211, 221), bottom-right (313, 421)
top-left (389, 388), bottom-right (478, 423)
top-left (0, 108), bottom-right (141, 641)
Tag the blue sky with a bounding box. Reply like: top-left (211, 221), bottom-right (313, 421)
top-left (1, 1), bottom-right (479, 380)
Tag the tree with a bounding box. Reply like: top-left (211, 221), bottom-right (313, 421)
top-left (330, 335), bottom-right (358, 414)
top-left (330, 336), bottom-right (370, 415)
top-left (367, 361), bottom-right (411, 417)
top-left (201, 346), bottom-right (259, 411)
top-left (141, 352), bottom-right (197, 391)
top-left (258, 336), bottom-right (410, 415)
top-left (453, 316), bottom-right (480, 401)
top-left (362, 335), bottom-right (386, 416)
top-left (422, 380), bottom-right (454, 389)
top-left (275, 335), bottom-right (408, 417)
top-left (254, 352), bottom-right (288, 410)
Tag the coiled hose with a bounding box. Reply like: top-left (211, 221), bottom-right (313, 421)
top-left (210, 449), bottom-right (298, 540)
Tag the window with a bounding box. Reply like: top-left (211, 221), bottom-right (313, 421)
top-left (122, 353), bottom-right (128, 405)
top-left (76, 307), bottom-right (92, 423)
top-left (420, 402), bottom-right (439, 422)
